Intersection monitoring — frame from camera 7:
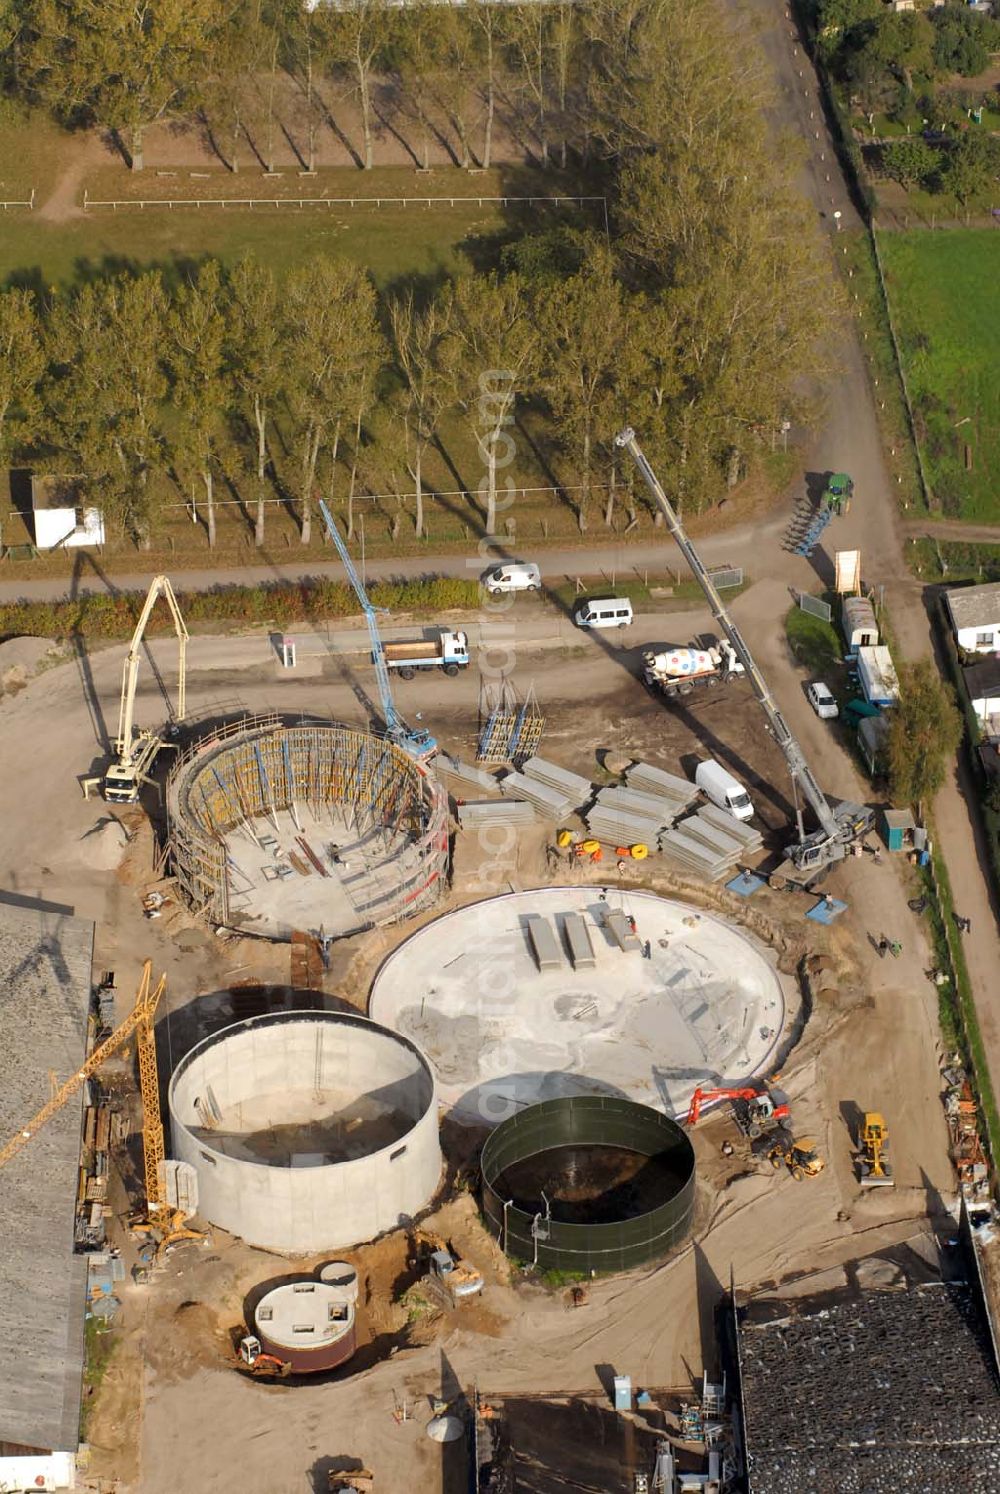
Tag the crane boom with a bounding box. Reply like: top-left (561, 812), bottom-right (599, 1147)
top-left (318, 500), bottom-right (435, 760)
top-left (0, 961), bottom-right (165, 1188)
top-left (115, 575), bottom-right (188, 761)
top-left (616, 428), bottom-right (872, 878)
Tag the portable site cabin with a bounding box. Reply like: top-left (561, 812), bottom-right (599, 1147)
top-left (881, 807), bottom-right (918, 854)
top-left (856, 646), bottom-right (900, 709)
top-left (842, 596), bottom-right (879, 655)
top-left (30, 475), bottom-right (105, 550)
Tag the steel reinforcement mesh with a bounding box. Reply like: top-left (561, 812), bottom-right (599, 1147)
top-left (166, 716), bottom-right (448, 930)
top-left (481, 1095), bottom-right (695, 1274)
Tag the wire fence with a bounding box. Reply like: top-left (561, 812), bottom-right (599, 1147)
top-left (82, 189), bottom-right (609, 219)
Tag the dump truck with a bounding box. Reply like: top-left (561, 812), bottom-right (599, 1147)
top-left (381, 630), bottom-right (470, 679)
top-left (642, 640), bottom-right (744, 699)
top-left (856, 1111), bottom-right (894, 1187)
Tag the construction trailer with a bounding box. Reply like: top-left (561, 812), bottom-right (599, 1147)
top-left (856, 645), bottom-right (900, 709)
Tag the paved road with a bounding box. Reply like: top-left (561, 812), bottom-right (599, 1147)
top-left (747, 0), bottom-right (1000, 1099)
top-left (0, 526), bottom-right (789, 604)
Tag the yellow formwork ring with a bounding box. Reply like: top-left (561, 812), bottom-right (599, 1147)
top-left (630, 843), bottom-right (649, 860)
top-left (557, 829), bottom-right (575, 848)
top-left (581, 839), bottom-right (601, 855)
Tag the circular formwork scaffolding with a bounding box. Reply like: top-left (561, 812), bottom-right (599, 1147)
top-left (166, 714), bottom-right (448, 939)
top-left (481, 1096), bottom-right (695, 1273)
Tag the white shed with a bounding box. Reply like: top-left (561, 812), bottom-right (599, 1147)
top-left (857, 645), bottom-right (900, 708)
top-left (944, 582), bottom-right (1000, 655)
top-left (30, 475), bottom-right (105, 550)
top-left (842, 595), bottom-right (879, 653)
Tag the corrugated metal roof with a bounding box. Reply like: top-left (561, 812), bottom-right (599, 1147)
top-left (945, 581), bottom-right (1000, 632)
top-left (0, 901), bottom-right (93, 1452)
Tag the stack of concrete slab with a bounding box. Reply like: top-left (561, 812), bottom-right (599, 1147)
top-left (585, 786), bottom-right (672, 848)
top-left (625, 761), bottom-right (699, 814)
top-left (437, 754), bottom-right (503, 795)
top-left (500, 769), bottom-right (574, 820)
top-left (660, 806), bottom-right (763, 881)
top-left (457, 800), bottom-right (536, 829)
top-left (520, 756), bottom-right (593, 810)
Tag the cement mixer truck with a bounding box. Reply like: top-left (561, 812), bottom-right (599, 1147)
top-left (642, 638), bottom-right (744, 699)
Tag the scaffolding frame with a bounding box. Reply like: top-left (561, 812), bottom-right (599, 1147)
top-left (476, 680), bottom-right (546, 765)
top-left (166, 716), bottom-right (447, 933)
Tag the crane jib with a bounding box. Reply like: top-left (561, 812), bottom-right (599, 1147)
top-left (615, 427), bottom-right (844, 850)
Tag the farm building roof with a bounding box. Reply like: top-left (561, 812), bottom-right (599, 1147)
top-left (737, 1273), bottom-right (1000, 1493)
top-left (0, 900), bottom-right (93, 1452)
top-left (945, 582), bottom-right (1000, 632)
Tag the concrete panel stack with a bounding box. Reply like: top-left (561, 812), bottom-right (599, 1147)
top-left (457, 800), bottom-right (536, 829)
top-left (519, 756), bottom-right (594, 811)
top-left (585, 796), bottom-right (664, 849)
top-left (500, 769), bottom-right (574, 820)
top-left (437, 754), bottom-right (503, 796)
top-left (691, 805), bottom-right (764, 852)
top-left (625, 761), bottom-right (699, 813)
top-left (659, 806), bottom-right (762, 880)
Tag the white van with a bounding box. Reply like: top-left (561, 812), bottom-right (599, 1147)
top-left (695, 758), bottom-right (755, 822)
top-left (483, 561), bottom-right (541, 595)
top-left (574, 597), bottom-right (634, 630)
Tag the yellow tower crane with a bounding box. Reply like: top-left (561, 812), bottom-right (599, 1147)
top-left (103, 574), bottom-right (188, 803)
top-left (0, 961), bottom-right (198, 1245)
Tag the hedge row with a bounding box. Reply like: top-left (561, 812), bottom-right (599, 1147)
top-left (0, 576), bottom-right (483, 641)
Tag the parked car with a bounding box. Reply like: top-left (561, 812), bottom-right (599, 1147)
top-left (807, 682), bottom-right (839, 720)
top-left (482, 562), bottom-right (541, 594)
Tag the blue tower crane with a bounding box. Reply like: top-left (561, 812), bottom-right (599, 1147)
top-left (318, 499), bottom-right (436, 762)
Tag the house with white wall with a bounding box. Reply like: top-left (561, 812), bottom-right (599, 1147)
top-left (944, 581), bottom-right (1000, 655)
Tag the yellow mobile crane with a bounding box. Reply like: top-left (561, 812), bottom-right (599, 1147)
top-left (0, 961), bottom-right (199, 1247)
top-left (103, 574), bottom-right (188, 803)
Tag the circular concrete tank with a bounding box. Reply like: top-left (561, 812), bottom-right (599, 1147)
top-left (481, 1095), bottom-right (695, 1273)
top-left (168, 1011), bottom-right (442, 1253)
top-left (253, 1278), bottom-right (357, 1372)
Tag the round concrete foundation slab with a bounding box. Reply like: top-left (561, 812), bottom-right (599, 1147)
top-left (369, 887), bottom-right (794, 1127)
top-left (168, 1010), bottom-right (442, 1253)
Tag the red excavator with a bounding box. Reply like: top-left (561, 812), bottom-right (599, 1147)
top-left (684, 1085), bottom-right (790, 1138)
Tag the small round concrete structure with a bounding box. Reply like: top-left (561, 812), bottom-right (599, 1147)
top-left (253, 1278), bottom-right (357, 1372)
top-left (167, 715), bottom-right (447, 940)
top-left (481, 1095), bottom-right (695, 1272)
top-left (370, 887), bottom-right (794, 1126)
top-left (168, 1010), bottom-right (442, 1253)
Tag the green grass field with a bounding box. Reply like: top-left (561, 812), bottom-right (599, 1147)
top-left (877, 231), bottom-right (1000, 523)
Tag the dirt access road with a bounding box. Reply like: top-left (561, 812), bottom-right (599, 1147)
top-left (743, 0), bottom-right (1000, 1098)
